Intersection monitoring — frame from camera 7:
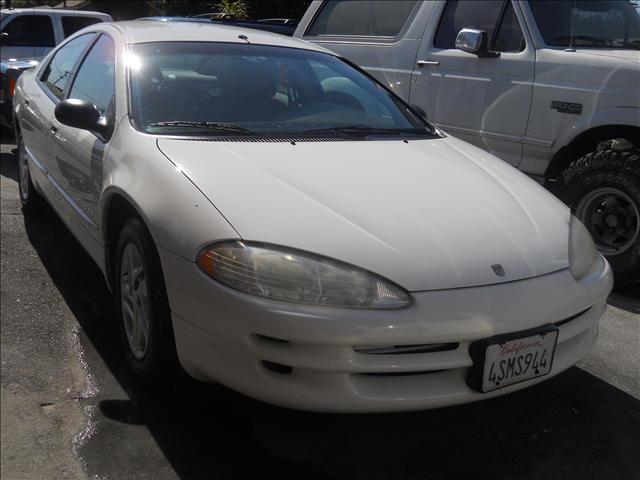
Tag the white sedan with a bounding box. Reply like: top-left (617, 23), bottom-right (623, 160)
top-left (13, 20), bottom-right (613, 412)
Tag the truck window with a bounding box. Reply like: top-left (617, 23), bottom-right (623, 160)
top-left (40, 33), bottom-right (96, 100)
top-left (435, 0), bottom-right (524, 52)
top-left (493, 2), bottom-right (525, 52)
top-left (61, 16), bottom-right (103, 38)
top-left (529, 0), bottom-right (640, 49)
top-left (435, 0), bottom-right (502, 49)
top-left (305, 0), bottom-right (418, 37)
top-left (1, 15), bottom-right (55, 47)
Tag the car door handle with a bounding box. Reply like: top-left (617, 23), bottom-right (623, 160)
top-left (50, 124), bottom-right (58, 134)
top-left (24, 99), bottom-right (30, 107)
top-left (417, 60), bottom-right (440, 67)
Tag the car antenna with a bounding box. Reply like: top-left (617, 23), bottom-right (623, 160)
top-left (238, 34), bottom-right (250, 43)
top-left (565, 0), bottom-right (578, 52)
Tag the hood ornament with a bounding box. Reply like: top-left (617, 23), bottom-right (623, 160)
top-left (491, 264), bottom-right (506, 277)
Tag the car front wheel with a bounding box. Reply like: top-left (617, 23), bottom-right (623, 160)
top-left (115, 217), bottom-right (180, 383)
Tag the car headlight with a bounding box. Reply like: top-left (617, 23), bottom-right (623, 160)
top-left (568, 215), bottom-right (600, 281)
top-left (197, 241), bottom-right (412, 309)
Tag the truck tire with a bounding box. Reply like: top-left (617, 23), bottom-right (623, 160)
top-left (556, 148), bottom-right (640, 285)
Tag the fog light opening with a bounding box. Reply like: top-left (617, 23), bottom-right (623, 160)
top-left (262, 360), bottom-right (293, 375)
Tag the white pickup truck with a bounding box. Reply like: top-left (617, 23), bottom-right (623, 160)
top-left (1, 8), bottom-right (111, 128)
top-left (295, 0), bottom-right (640, 283)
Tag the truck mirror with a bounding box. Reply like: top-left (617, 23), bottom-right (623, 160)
top-left (455, 29), bottom-right (499, 58)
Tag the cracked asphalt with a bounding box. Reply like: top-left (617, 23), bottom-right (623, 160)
top-left (1, 134), bottom-right (639, 480)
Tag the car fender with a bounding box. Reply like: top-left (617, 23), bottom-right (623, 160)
top-left (98, 121), bottom-right (240, 269)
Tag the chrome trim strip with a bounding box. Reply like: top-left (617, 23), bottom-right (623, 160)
top-left (24, 144), bottom-right (97, 229)
top-left (436, 123), bottom-right (554, 147)
top-left (24, 145), bottom-right (47, 174)
top-left (47, 173), bottom-right (98, 229)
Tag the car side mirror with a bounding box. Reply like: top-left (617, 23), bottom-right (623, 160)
top-left (455, 29), bottom-right (499, 58)
top-left (54, 99), bottom-right (111, 137)
top-left (1, 32), bottom-right (9, 38)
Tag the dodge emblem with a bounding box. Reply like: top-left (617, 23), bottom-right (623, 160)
top-left (491, 264), bottom-right (505, 277)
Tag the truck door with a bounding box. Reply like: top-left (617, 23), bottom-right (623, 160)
top-left (410, 0), bottom-right (534, 167)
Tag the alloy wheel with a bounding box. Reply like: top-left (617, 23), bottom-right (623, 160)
top-left (120, 243), bottom-right (151, 360)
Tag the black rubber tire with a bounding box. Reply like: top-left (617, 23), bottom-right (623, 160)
top-left (17, 135), bottom-right (43, 211)
top-left (554, 148), bottom-right (640, 285)
top-left (114, 217), bottom-right (180, 384)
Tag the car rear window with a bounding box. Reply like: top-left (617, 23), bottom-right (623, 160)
top-left (306, 0), bottom-right (418, 37)
top-left (61, 16), bottom-right (103, 38)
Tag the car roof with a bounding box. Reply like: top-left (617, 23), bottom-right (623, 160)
top-left (0, 8), bottom-right (109, 17)
top-left (110, 20), bottom-right (329, 53)
top-left (137, 16), bottom-right (212, 24)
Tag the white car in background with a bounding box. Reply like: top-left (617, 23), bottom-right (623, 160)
top-left (12, 21), bottom-right (612, 412)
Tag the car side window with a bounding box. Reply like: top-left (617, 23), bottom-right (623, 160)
top-left (68, 35), bottom-right (115, 118)
top-left (1, 15), bottom-right (55, 47)
top-left (40, 33), bottom-right (96, 100)
top-left (434, 0), bottom-right (504, 49)
top-left (306, 0), bottom-right (418, 37)
top-left (61, 16), bottom-right (103, 38)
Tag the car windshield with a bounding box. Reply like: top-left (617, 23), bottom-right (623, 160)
top-left (128, 42), bottom-right (434, 137)
top-left (529, 0), bottom-right (640, 49)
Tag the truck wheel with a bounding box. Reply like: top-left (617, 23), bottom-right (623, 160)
top-left (556, 148), bottom-right (640, 284)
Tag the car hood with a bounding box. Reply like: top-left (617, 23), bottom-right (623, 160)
top-left (157, 136), bottom-right (570, 291)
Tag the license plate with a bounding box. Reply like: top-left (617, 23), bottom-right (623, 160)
top-left (466, 325), bottom-right (558, 393)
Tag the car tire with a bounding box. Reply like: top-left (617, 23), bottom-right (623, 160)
top-left (114, 217), bottom-right (180, 383)
top-left (555, 147), bottom-right (640, 285)
top-left (17, 135), bottom-right (43, 211)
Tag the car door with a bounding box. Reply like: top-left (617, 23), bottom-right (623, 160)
top-left (20, 32), bottom-right (96, 198)
top-left (49, 33), bottom-right (115, 230)
top-left (409, 0), bottom-right (534, 167)
top-left (0, 14), bottom-right (56, 61)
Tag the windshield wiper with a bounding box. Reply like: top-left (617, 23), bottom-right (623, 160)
top-left (147, 121), bottom-right (256, 134)
top-left (303, 125), bottom-right (433, 137)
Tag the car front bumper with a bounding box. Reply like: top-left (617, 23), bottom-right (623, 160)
top-left (160, 248), bottom-right (613, 412)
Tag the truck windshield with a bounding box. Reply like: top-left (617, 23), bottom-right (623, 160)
top-left (128, 42), bottom-right (434, 137)
top-left (529, 0), bottom-right (640, 49)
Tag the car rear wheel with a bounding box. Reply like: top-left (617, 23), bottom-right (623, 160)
top-left (115, 217), bottom-right (180, 383)
top-left (17, 135), bottom-right (43, 211)
top-left (556, 147), bottom-right (640, 285)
